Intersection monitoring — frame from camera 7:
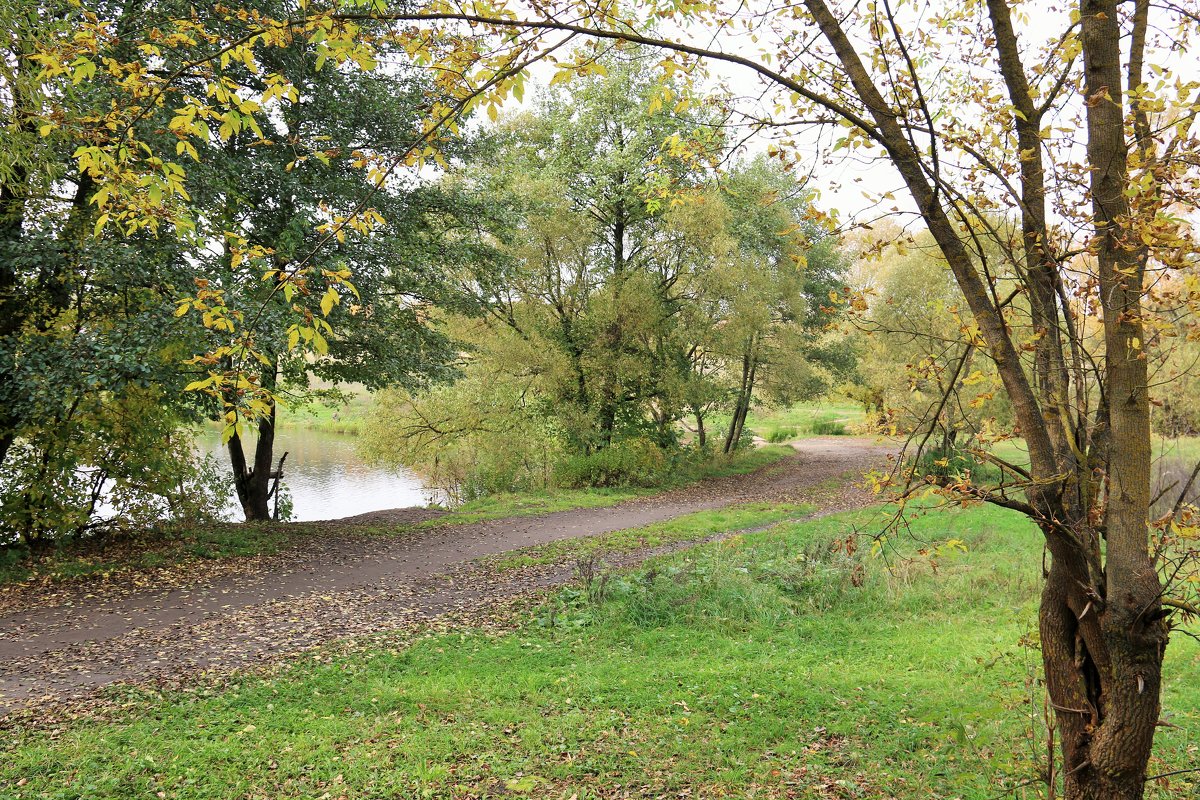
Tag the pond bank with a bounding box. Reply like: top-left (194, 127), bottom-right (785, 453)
top-left (0, 438), bottom-right (891, 718)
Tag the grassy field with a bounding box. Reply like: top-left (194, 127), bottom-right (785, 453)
top-left (429, 445), bottom-right (799, 527)
top-left (485, 502), bottom-right (814, 572)
top-left (706, 400), bottom-right (869, 444)
top-left (5, 503), bottom-right (1196, 799)
top-left (0, 446), bottom-right (798, 588)
top-left (274, 389), bottom-right (373, 436)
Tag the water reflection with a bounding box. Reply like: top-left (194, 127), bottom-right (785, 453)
top-left (1152, 456), bottom-right (1200, 517)
top-left (193, 428), bottom-right (435, 522)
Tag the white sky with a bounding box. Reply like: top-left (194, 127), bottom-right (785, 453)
top-left (489, 0), bottom-right (1200, 228)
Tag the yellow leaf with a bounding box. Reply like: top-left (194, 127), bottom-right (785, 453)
top-left (320, 287), bottom-right (339, 316)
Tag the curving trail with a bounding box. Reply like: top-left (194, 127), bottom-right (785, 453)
top-left (0, 437), bottom-right (891, 720)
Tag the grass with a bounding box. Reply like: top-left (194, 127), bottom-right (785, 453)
top-left (0, 446), bottom-right (798, 589)
top-left (486, 502), bottom-right (813, 571)
top-left (5, 502), bottom-right (1196, 799)
top-left (427, 445), bottom-right (797, 527)
top-left (709, 400), bottom-right (867, 444)
top-left (276, 394), bottom-right (371, 436)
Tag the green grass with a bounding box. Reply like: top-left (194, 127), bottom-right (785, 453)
top-left (709, 400), bottom-right (867, 443)
top-left (487, 502), bottom-right (813, 572)
top-left (6, 503), bottom-right (1196, 798)
top-left (952, 436), bottom-right (1200, 475)
top-left (275, 388), bottom-right (373, 436)
top-left (0, 447), bottom-right (798, 589)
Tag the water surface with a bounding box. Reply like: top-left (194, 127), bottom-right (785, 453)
top-left (194, 428), bottom-right (434, 522)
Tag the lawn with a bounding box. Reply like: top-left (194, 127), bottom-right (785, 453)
top-left (5, 502), bottom-right (1196, 799)
top-left (275, 384), bottom-right (375, 436)
top-left (707, 400), bottom-right (868, 443)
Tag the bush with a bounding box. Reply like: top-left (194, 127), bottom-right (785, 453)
top-left (767, 427), bottom-right (799, 443)
top-left (361, 380), bottom-right (563, 505)
top-left (916, 448), bottom-right (976, 478)
top-left (914, 445), bottom-right (1006, 485)
top-left (810, 415), bottom-right (847, 435)
top-left (554, 438), bottom-right (667, 488)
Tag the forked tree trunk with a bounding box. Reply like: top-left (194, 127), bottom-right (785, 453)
top-left (227, 404), bottom-right (277, 522)
top-left (227, 362), bottom-right (279, 523)
top-left (1051, 1), bottom-right (1170, 796)
top-left (1039, 531), bottom-right (1168, 799)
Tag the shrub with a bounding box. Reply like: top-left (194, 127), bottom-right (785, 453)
top-left (914, 445), bottom-right (1006, 485)
top-left (767, 427), bottom-right (799, 443)
top-left (916, 447), bottom-right (976, 478)
top-left (362, 380), bottom-right (562, 505)
top-left (590, 525), bottom-right (868, 630)
top-left (809, 415), bottom-right (847, 435)
top-left (554, 438), bottom-right (667, 488)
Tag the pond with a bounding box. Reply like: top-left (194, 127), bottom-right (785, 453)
top-left (193, 427), bottom-right (436, 522)
top-left (1152, 455), bottom-right (1200, 517)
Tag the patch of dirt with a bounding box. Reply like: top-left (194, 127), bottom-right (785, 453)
top-left (0, 437), bottom-right (892, 722)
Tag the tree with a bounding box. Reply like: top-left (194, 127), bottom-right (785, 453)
top-left (847, 230), bottom-right (1014, 459)
top-left (704, 158), bottom-right (849, 453)
top-left (176, 14), bottom-right (465, 521)
top-left (455, 49), bottom-right (729, 454)
top-left (1, 0), bottom-right (231, 542)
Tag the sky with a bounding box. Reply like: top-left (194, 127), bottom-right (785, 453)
top-left (494, 0), bottom-right (1200, 231)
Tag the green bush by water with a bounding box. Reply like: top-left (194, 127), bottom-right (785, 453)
top-left (554, 439), bottom-right (669, 488)
top-left (809, 414), bottom-right (847, 435)
top-left (766, 427), bottom-right (799, 443)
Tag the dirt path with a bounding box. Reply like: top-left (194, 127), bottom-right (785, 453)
top-left (0, 437), bottom-right (890, 720)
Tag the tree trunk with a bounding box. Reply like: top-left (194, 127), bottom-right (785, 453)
top-left (1045, 1), bottom-right (1170, 796)
top-left (723, 354), bottom-right (750, 454)
top-left (227, 404), bottom-right (276, 522)
top-left (1040, 527), bottom-right (1168, 800)
top-left (724, 350), bottom-right (758, 454)
top-left (597, 388), bottom-right (617, 448)
top-left (797, 0), bottom-right (1172, 793)
top-left (227, 364), bottom-right (279, 522)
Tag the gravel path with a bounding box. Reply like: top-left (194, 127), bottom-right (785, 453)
top-left (0, 437), bottom-right (891, 720)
